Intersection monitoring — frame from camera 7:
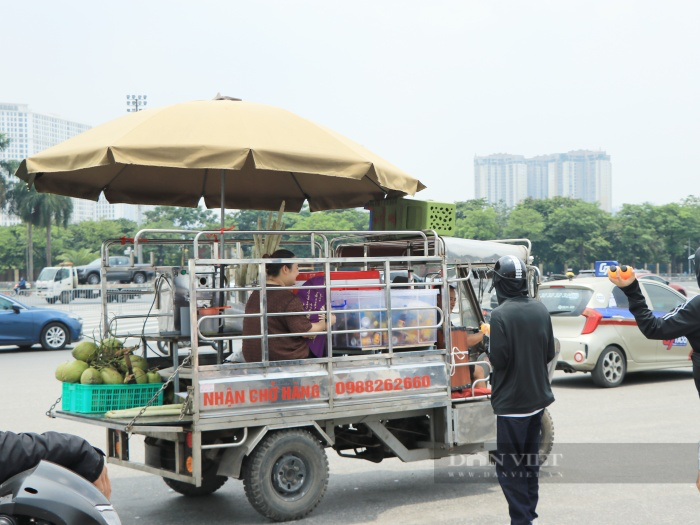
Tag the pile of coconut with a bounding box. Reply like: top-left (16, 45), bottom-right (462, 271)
top-left (56, 338), bottom-right (161, 385)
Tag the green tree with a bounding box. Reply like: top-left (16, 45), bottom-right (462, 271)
top-left (37, 193), bottom-right (73, 266)
top-left (68, 219), bottom-right (139, 252)
top-left (608, 203), bottom-right (663, 268)
top-left (0, 226), bottom-right (27, 273)
top-left (454, 199), bottom-right (503, 240)
top-left (143, 206), bottom-right (217, 229)
top-left (286, 208), bottom-right (369, 231)
top-left (57, 247), bottom-right (99, 266)
top-left (652, 203), bottom-right (687, 273)
top-left (0, 133), bottom-right (12, 206)
top-left (548, 199), bottom-right (610, 270)
top-left (6, 181), bottom-right (42, 279)
top-left (503, 206), bottom-right (546, 242)
top-left (228, 209), bottom-right (273, 232)
top-left (677, 196), bottom-right (700, 272)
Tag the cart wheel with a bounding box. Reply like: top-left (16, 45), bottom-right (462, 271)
top-left (243, 429), bottom-right (328, 522)
top-left (163, 469), bottom-right (227, 497)
top-left (488, 408), bottom-right (555, 466)
top-left (539, 407), bottom-right (555, 464)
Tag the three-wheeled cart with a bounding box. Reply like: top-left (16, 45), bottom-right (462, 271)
top-left (54, 229), bottom-right (555, 521)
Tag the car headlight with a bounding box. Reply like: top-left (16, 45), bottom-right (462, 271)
top-left (68, 313), bottom-right (83, 322)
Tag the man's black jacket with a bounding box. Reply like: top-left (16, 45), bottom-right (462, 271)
top-left (621, 279), bottom-right (700, 351)
top-left (0, 431), bottom-right (104, 484)
top-left (489, 296), bottom-right (556, 415)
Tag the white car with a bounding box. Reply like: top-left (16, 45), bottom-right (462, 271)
top-left (539, 277), bottom-right (691, 387)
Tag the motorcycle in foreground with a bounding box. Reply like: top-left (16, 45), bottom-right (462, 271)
top-left (0, 461), bottom-right (121, 525)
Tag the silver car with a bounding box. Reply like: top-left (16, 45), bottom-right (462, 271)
top-left (539, 277), bottom-right (692, 387)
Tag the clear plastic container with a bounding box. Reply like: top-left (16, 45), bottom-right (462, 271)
top-left (330, 289), bottom-right (438, 349)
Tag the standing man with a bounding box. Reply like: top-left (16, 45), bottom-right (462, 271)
top-left (489, 255), bottom-right (555, 525)
top-left (608, 250), bottom-right (700, 397)
top-left (608, 248), bottom-right (700, 492)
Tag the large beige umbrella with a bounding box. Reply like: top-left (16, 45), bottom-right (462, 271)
top-left (14, 97), bottom-right (425, 212)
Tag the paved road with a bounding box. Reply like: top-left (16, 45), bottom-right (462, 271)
top-left (3, 284), bottom-right (700, 523)
top-left (3, 347), bottom-right (700, 524)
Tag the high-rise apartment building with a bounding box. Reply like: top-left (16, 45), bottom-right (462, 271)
top-left (474, 150), bottom-right (612, 212)
top-left (473, 154), bottom-right (528, 209)
top-left (0, 102), bottom-right (152, 226)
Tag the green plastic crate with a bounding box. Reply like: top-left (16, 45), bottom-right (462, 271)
top-left (403, 200), bottom-right (456, 235)
top-left (367, 197), bottom-right (406, 231)
top-left (367, 198), bottom-right (456, 235)
top-left (61, 382), bottom-right (163, 414)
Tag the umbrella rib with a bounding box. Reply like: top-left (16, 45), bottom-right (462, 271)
top-left (365, 172), bottom-right (388, 195)
top-left (290, 172), bottom-right (310, 200)
top-left (103, 163), bottom-right (129, 195)
top-left (201, 168), bottom-right (209, 200)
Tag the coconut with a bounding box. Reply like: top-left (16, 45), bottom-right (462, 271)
top-left (100, 367), bottom-right (123, 385)
top-left (72, 341), bottom-right (99, 363)
top-left (124, 368), bottom-right (148, 384)
top-left (58, 360), bottom-right (90, 383)
top-left (80, 367), bottom-right (103, 385)
top-left (55, 362), bottom-right (67, 382)
top-left (118, 355), bottom-right (148, 374)
top-left (146, 371), bottom-right (162, 384)
top-left (100, 338), bottom-right (124, 359)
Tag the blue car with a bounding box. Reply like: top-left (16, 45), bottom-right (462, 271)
top-left (0, 293), bottom-right (83, 350)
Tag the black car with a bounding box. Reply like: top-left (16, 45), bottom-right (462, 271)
top-left (75, 257), bottom-right (154, 285)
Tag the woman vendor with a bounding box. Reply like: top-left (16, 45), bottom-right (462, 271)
top-left (242, 249), bottom-right (335, 362)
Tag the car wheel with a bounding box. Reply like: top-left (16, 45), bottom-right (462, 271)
top-left (132, 272), bottom-right (147, 284)
top-left (592, 346), bottom-right (626, 388)
top-left (46, 297), bottom-right (57, 304)
top-left (40, 322), bottom-right (69, 351)
top-left (60, 291), bottom-right (72, 304)
top-left (87, 273), bottom-right (100, 285)
top-left (243, 429), bottom-right (329, 521)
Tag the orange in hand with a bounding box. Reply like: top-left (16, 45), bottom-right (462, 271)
top-left (608, 264), bottom-right (633, 280)
top-left (618, 265), bottom-right (633, 279)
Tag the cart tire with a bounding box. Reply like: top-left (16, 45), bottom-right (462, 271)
top-left (243, 429), bottom-right (328, 522)
top-left (163, 471), bottom-right (227, 497)
top-left (487, 408), bottom-right (555, 466)
top-left (539, 408), bottom-right (555, 464)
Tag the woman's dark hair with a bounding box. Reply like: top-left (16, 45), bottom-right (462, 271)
top-left (263, 249), bottom-right (295, 277)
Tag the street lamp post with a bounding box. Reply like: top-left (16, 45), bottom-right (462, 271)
top-left (126, 94), bottom-right (148, 264)
top-left (126, 94), bottom-right (148, 113)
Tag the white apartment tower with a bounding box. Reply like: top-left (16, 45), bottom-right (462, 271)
top-left (474, 150), bottom-right (612, 212)
top-left (473, 154), bottom-right (528, 209)
top-left (0, 102), bottom-right (152, 225)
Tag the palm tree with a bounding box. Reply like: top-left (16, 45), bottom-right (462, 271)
top-left (5, 181), bottom-right (72, 277)
top-left (0, 134), bottom-right (15, 209)
top-left (57, 247), bottom-right (98, 266)
top-left (6, 181), bottom-right (41, 280)
top-left (37, 193), bottom-right (73, 266)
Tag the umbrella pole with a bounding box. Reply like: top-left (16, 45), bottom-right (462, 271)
top-left (217, 170), bottom-right (226, 364)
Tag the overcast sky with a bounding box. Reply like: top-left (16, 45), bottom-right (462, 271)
top-left (3, 0), bottom-right (698, 210)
